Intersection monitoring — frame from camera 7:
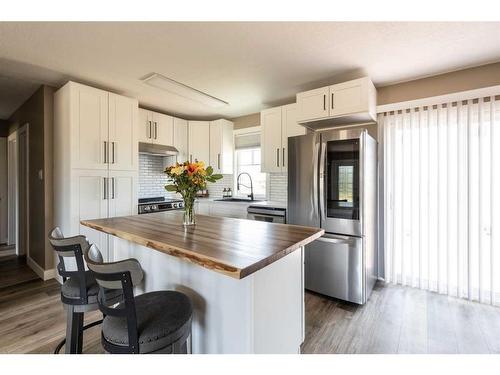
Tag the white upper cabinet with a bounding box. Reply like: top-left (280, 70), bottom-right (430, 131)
top-left (261, 106), bottom-right (283, 173)
top-left (261, 103), bottom-right (305, 173)
top-left (296, 86), bottom-right (329, 123)
top-left (108, 93), bottom-right (138, 171)
top-left (296, 77), bottom-right (377, 126)
top-left (138, 109), bottom-right (174, 146)
top-left (281, 103), bottom-right (305, 172)
top-left (210, 119), bottom-right (234, 174)
top-left (173, 117), bottom-right (189, 164)
top-left (70, 83), bottom-right (109, 170)
top-left (138, 108), bottom-right (153, 143)
top-left (152, 112), bottom-right (173, 146)
top-left (188, 121), bottom-right (210, 164)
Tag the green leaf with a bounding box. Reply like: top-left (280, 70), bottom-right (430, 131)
top-left (165, 185), bottom-right (177, 192)
top-left (212, 174), bottom-right (223, 180)
top-left (206, 166), bottom-right (213, 176)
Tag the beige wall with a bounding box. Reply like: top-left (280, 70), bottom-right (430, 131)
top-left (232, 112), bottom-right (260, 130)
top-left (0, 120), bottom-right (8, 137)
top-left (377, 62), bottom-right (500, 105)
top-left (8, 85), bottom-right (55, 270)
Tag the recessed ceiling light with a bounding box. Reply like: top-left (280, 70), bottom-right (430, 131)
top-left (141, 73), bottom-right (229, 108)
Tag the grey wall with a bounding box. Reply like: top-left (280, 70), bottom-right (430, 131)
top-left (8, 85), bottom-right (55, 270)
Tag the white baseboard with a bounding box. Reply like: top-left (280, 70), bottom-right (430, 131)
top-left (27, 256), bottom-right (56, 281)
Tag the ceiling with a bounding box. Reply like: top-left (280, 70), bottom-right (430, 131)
top-left (1, 22), bottom-right (500, 120)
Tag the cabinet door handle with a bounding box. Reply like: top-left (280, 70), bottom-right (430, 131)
top-left (323, 94), bottom-right (326, 111)
top-left (154, 122), bottom-right (158, 140)
top-left (331, 93), bottom-right (334, 110)
top-left (148, 121), bottom-right (152, 139)
top-left (283, 147), bottom-right (285, 167)
top-left (112, 142), bottom-right (116, 164)
top-left (218, 153), bottom-right (220, 170)
top-left (112, 177), bottom-right (115, 199)
top-left (103, 177), bottom-right (107, 200)
top-left (277, 148), bottom-right (280, 167)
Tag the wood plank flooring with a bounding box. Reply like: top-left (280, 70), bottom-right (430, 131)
top-left (1, 253), bottom-right (499, 354)
top-left (0, 255), bottom-right (39, 289)
top-left (301, 282), bottom-right (500, 354)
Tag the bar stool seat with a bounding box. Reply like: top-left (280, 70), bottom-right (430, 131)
top-left (61, 271), bottom-right (99, 300)
top-left (102, 290), bottom-right (192, 353)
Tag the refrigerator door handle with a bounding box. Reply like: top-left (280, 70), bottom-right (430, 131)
top-left (315, 234), bottom-right (354, 245)
top-left (319, 141), bottom-right (326, 224)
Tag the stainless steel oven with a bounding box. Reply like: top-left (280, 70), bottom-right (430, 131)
top-left (247, 205), bottom-right (286, 224)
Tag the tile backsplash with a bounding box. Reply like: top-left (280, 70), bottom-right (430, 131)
top-left (269, 173), bottom-right (287, 204)
top-left (139, 153), bottom-right (233, 200)
top-left (138, 154), bottom-right (179, 199)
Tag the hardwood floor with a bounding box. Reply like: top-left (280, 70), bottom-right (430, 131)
top-left (301, 282), bottom-right (500, 354)
top-left (1, 257), bottom-right (499, 354)
top-left (0, 255), bottom-right (39, 289)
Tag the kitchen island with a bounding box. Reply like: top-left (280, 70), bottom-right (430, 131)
top-left (81, 212), bottom-right (323, 354)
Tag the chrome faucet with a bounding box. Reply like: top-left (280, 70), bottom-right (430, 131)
top-left (236, 172), bottom-right (254, 201)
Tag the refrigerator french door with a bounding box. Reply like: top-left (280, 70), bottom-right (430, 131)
top-left (288, 129), bottom-right (377, 304)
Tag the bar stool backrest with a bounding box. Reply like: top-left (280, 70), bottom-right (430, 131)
top-left (84, 248), bottom-right (144, 353)
top-left (48, 227), bottom-right (92, 305)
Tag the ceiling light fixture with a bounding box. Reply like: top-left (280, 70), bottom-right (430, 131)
top-left (141, 73), bottom-right (229, 108)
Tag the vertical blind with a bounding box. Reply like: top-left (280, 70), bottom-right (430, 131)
top-left (380, 96), bottom-right (500, 305)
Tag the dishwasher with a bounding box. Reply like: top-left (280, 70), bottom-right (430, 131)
top-left (247, 205), bottom-right (287, 224)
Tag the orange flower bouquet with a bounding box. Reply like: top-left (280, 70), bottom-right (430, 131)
top-left (165, 161), bottom-right (222, 225)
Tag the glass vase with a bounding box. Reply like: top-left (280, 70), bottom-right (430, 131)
top-left (183, 197), bottom-right (196, 226)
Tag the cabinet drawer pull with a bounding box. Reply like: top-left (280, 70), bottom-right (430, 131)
top-left (277, 148), bottom-right (280, 167)
top-left (323, 94), bottom-right (326, 111)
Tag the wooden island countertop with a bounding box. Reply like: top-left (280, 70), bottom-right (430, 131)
top-left (81, 211), bottom-right (324, 279)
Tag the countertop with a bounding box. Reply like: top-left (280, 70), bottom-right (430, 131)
top-left (81, 211), bottom-right (323, 279)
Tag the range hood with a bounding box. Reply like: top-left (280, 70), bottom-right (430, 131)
top-left (139, 142), bottom-right (178, 157)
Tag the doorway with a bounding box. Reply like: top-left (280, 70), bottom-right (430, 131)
top-left (7, 124), bottom-right (29, 258)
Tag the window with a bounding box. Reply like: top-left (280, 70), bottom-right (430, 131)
top-left (234, 148), bottom-right (266, 198)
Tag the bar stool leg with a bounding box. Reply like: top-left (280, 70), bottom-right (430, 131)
top-left (65, 305), bottom-right (84, 354)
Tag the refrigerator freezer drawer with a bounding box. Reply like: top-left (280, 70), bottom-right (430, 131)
top-left (305, 234), bottom-right (364, 304)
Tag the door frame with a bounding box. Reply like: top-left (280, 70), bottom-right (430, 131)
top-left (7, 124), bottom-right (29, 257)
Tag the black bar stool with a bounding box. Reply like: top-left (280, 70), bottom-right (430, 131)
top-left (48, 227), bottom-right (103, 354)
top-left (84, 245), bottom-right (193, 354)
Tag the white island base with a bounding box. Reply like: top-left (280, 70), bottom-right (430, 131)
top-left (111, 237), bottom-right (305, 354)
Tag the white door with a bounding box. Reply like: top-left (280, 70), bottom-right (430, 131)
top-left (138, 108), bottom-right (153, 143)
top-left (329, 78), bottom-right (366, 117)
top-left (188, 121), bottom-right (210, 164)
top-left (260, 107), bottom-right (282, 173)
top-left (209, 121), bottom-right (222, 173)
top-left (296, 86), bottom-right (329, 122)
top-left (75, 170), bottom-right (109, 260)
top-left (173, 117), bottom-right (188, 164)
top-left (0, 138), bottom-right (7, 244)
top-left (109, 93), bottom-right (138, 171)
top-left (281, 103), bottom-right (305, 172)
top-left (152, 112), bottom-right (173, 146)
top-left (71, 84), bottom-right (109, 170)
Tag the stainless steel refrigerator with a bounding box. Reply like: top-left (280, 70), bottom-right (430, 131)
top-left (288, 128), bottom-right (377, 304)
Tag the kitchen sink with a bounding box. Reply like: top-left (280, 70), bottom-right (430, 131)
top-left (213, 198), bottom-right (263, 203)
